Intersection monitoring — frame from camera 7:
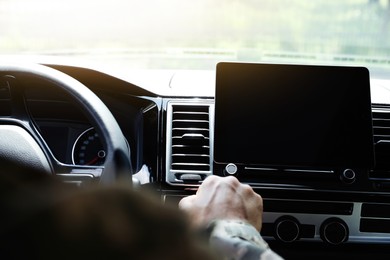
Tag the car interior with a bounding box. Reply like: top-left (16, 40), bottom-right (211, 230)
top-left (1, 0), bottom-right (390, 258)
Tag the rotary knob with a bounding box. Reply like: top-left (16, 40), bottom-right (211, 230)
top-left (340, 169), bottom-right (356, 184)
top-left (224, 163), bottom-right (237, 175)
top-left (275, 217), bottom-right (300, 243)
top-left (320, 218), bottom-right (349, 245)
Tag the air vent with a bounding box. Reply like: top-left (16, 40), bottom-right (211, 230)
top-left (371, 105), bottom-right (390, 180)
top-left (360, 203), bottom-right (390, 234)
top-left (166, 101), bottom-right (214, 185)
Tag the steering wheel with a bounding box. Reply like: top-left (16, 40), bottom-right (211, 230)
top-left (0, 63), bottom-right (133, 185)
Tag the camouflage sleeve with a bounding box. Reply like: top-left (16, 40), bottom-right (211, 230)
top-left (207, 220), bottom-right (284, 260)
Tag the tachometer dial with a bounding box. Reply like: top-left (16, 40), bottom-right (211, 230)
top-left (72, 128), bottom-right (105, 166)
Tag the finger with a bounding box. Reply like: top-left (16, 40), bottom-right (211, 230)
top-left (196, 175), bottom-right (219, 194)
top-left (178, 195), bottom-right (196, 210)
top-left (200, 175), bottom-right (220, 186)
top-left (241, 184), bottom-right (260, 200)
top-left (224, 175), bottom-right (240, 185)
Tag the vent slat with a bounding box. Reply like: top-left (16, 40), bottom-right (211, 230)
top-left (173, 113), bottom-right (209, 120)
top-left (172, 121), bottom-right (209, 129)
top-left (172, 164), bottom-right (210, 171)
top-left (173, 130), bottom-right (209, 138)
top-left (172, 119), bottom-right (209, 123)
top-left (172, 138), bottom-right (209, 146)
top-left (172, 150), bottom-right (210, 155)
top-left (172, 105), bottom-right (209, 113)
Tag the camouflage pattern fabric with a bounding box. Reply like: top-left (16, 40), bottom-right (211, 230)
top-left (208, 220), bottom-right (284, 260)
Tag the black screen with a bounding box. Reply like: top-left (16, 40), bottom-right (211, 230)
top-left (214, 62), bottom-right (374, 169)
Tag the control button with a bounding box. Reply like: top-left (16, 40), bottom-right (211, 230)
top-left (340, 169), bottom-right (356, 184)
top-left (275, 216), bottom-right (300, 243)
top-left (225, 163), bottom-right (237, 175)
top-left (320, 218), bottom-right (349, 245)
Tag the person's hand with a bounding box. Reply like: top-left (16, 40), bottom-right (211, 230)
top-left (179, 175), bottom-right (263, 231)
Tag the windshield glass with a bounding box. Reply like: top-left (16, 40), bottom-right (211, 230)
top-left (1, 0), bottom-right (389, 78)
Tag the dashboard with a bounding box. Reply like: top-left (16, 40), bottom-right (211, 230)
top-left (8, 62), bottom-right (390, 258)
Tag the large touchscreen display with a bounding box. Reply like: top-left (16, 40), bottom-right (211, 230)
top-left (214, 62), bottom-right (374, 169)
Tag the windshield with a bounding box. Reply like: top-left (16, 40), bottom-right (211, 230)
top-left (1, 0), bottom-right (389, 78)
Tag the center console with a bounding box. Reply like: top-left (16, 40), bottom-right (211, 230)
top-left (164, 62), bottom-right (390, 245)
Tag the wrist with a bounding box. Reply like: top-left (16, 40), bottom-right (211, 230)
top-left (207, 219), bottom-right (268, 248)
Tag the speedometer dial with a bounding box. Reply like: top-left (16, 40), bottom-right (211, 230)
top-left (72, 128), bottom-right (105, 166)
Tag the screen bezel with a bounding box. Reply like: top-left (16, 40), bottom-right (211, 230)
top-left (213, 62), bottom-right (375, 171)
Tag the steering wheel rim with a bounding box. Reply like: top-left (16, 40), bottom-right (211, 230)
top-left (0, 63), bottom-right (133, 185)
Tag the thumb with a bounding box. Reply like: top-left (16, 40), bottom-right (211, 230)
top-left (178, 195), bottom-right (196, 211)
